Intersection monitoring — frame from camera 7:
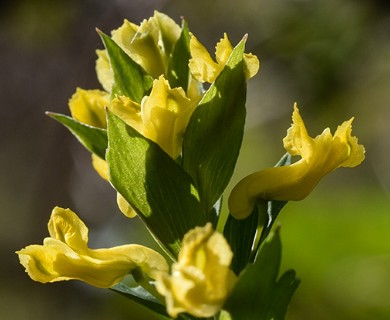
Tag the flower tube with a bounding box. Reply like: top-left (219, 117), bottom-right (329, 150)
top-left (229, 104), bottom-right (365, 219)
top-left (17, 207), bottom-right (168, 288)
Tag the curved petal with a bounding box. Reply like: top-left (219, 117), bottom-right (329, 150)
top-left (189, 33), bottom-right (259, 83)
top-left (116, 193), bottom-right (137, 218)
top-left (229, 105), bottom-right (365, 219)
top-left (68, 88), bottom-right (109, 128)
top-left (141, 76), bottom-right (199, 158)
top-left (47, 207), bottom-right (88, 251)
top-left (111, 12), bottom-right (181, 78)
top-left (156, 223), bottom-right (236, 318)
top-left (17, 208), bottom-right (168, 288)
top-left (95, 49), bottom-right (113, 93)
top-left (189, 34), bottom-right (219, 83)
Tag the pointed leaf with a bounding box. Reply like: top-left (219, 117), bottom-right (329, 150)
top-left (223, 207), bottom-right (258, 275)
top-left (182, 37), bottom-right (247, 214)
top-left (223, 154), bottom-right (292, 274)
top-left (256, 154), bottom-right (291, 247)
top-left (98, 30), bottom-right (153, 103)
top-left (106, 110), bottom-right (207, 258)
top-left (47, 112), bottom-right (107, 159)
top-left (225, 229), bottom-right (299, 320)
top-left (167, 20), bottom-right (191, 91)
top-left (269, 270), bottom-right (300, 319)
top-left (111, 283), bottom-right (170, 319)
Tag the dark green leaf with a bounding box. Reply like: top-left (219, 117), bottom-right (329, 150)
top-left (225, 229), bottom-right (299, 320)
top-left (223, 207), bottom-right (258, 275)
top-left (112, 282), bottom-right (199, 320)
top-left (182, 37), bottom-right (247, 214)
top-left (106, 110), bottom-right (208, 258)
top-left (47, 112), bottom-right (107, 159)
top-left (167, 20), bottom-right (191, 91)
top-left (223, 153), bottom-right (292, 274)
top-left (256, 154), bottom-right (292, 247)
top-left (269, 270), bottom-right (300, 320)
top-left (98, 30), bottom-right (153, 103)
top-left (111, 283), bottom-right (170, 319)
top-left (209, 196), bottom-right (223, 229)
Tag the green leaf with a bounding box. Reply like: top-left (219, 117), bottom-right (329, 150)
top-left (223, 154), bottom-right (292, 274)
top-left (111, 283), bottom-right (170, 319)
top-left (269, 270), bottom-right (300, 320)
top-left (223, 207), bottom-right (258, 275)
top-left (47, 112), bottom-right (107, 159)
top-left (256, 154), bottom-right (291, 247)
top-left (106, 110), bottom-right (208, 258)
top-left (167, 20), bottom-right (191, 91)
top-left (225, 229), bottom-right (300, 320)
top-left (182, 37), bottom-right (247, 214)
top-left (98, 30), bottom-right (153, 103)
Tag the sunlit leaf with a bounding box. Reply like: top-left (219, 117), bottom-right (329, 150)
top-left (98, 30), bottom-right (153, 103)
top-left (223, 207), bottom-right (258, 275)
top-left (111, 283), bottom-right (170, 319)
top-left (106, 110), bottom-right (207, 258)
top-left (167, 20), bottom-right (191, 91)
top-left (47, 112), bottom-right (107, 159)
top-left (182, 36), bottom-right (247, 214)
top-left (225, 229), bottom-right (300, 320)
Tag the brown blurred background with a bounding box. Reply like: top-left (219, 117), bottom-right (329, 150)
top-left (1, 0), bottom-right (390, 319)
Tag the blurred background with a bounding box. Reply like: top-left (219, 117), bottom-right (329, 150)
top-left (1, 0), bottom-right (389, 319)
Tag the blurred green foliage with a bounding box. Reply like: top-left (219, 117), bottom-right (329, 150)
top-left (1, 0), bottom-right (389, 319)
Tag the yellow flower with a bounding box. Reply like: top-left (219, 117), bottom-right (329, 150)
top-left (16, 207), bottom-right (168, 288)
top-left (189, 33), bottom-right (260, 83)
top-left (228, 104), bottom-right (365, 219)
top-left (155, 223), bottom-right (236, 318)
top-left (69, 75), bottom-right (198, 218)
top-left (68, 88), bottom-right (110, 128)
top-left (96, 11), bottom-right (181, 89)
top-left (111, 75), bottom-right (200, 159)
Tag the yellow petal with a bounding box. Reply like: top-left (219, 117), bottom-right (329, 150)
top-left (156, 223), bottom-right (236, 318)
top-left (111, 12), bottom-right (181, 78)
top-left (95, 49), bottom-right (112, 93)
top-left (91, 154), bottom-right (109, 181)
top-left (116, 193), bottom-right (137, 218)
top-left (47, 207), bottom-right (89, 251)
top-left (189, 34), bottom-right (220, 83)
top-left (68, 88), bottom-right (109, 128)
top-left (189, 33), bottom-right (260, 83)
top-left (215, 33), bottom-right (233, 65)
top-left (141, 76), bottom-right (199, 158)
top-left (243, 52), bottom-right (260, 80)
top-left (17, 207), bottom-right (168, 288)
top-left (229, 104), bottom-right (365, 219)
top-left (110, 95), bottom-right (144, 134)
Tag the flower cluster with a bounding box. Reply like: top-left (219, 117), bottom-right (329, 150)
top-left (17, 11), bottom-right (364, 320)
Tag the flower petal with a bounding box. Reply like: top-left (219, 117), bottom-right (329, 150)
top-left (228, 105), bottom-right (365, 219)
top-left (17, 208), bottom-right (168, 288)
top-left (189, 33), bottom-right (259, 83)
top-left (95, 49), bottom-right (113, 92)
top-left (68, 88), bottom-right (109, 128)
top-left (156, 223), bottom-right (236, 318)
top-left (189, 34), bottom-right (219, 83)
top-left (111, 12), bottom-right (181, 78)
top-left (47, 207), bottom-right (88, 251)
top-left (141, 76), bottom-right (199, 158)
